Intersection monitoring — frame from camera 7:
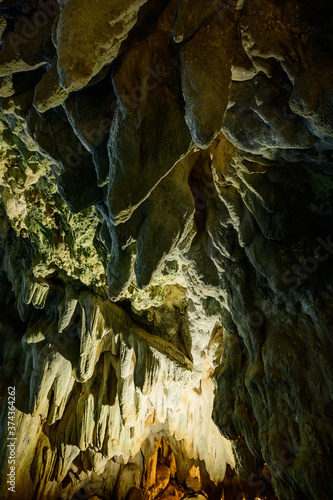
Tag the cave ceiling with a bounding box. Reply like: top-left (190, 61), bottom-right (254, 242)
top-left (0, 0), bottom-right (333, 499)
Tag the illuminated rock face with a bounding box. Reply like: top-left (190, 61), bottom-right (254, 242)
top-left (0, 0), bottom-right (333, 499)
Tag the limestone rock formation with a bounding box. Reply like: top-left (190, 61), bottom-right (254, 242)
top-left (0, 0), bottom-right (333, 499)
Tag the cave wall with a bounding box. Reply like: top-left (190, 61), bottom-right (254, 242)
top-left (0, 0), bottom-right (333, 499)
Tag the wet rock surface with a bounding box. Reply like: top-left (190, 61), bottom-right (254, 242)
top-left (0, 0), bottom-right (333, 499)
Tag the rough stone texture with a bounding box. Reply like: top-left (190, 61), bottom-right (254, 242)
top-left (56, 0), bottom-right (149, 91)
top-left (0, 0), bottom-right (333, 499)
